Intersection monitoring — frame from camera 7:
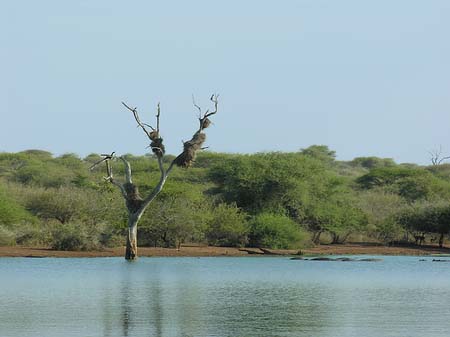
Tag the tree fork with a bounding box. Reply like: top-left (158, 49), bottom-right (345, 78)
top-left (95, 95), bottom-right (219, 260)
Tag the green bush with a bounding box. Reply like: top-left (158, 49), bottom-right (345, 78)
top-left (14, 226), bottom-right (43, 246)
top-left (249, 213), bottom-right (307, 249)
top-left (206, 203), bottom-right (249, 247)
top-left (0, 226), bottom-right (16, 246)
top-left (51, 223), bottom-right (101, 251)
top-left (0, 186), bottom-right (34, 226)
top-left (357, 189), bottom-right (407, 243)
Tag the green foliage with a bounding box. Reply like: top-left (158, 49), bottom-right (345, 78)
top-left (357, 166), bottom-right (450, 201)
top-left (209, 152), bottom-right (327, 212)
top-left (54, 153), bottom-right (84, 170)
top-left (300, 145), bottom-right (336, 164)
top-left (397, 201), bottom-right (450, 236)
top-left (302, 188), bottom-right (367, 244)
top-left (0, 186), bottom-right (35, 226)
top-left (357, 167), bottom-right (424, 188)
top-left (19, 149), bottom-right (53, 159)
top-left (0, 226), bottom-right (16, 246)
top-left (25, 187), bottom-right (88, 224)
top-left (249, 213), bottom-right (307, 249)
top-left (350, 157), bottom-right (395, 169)
top-left (50, 223), bottom-right (101, 251)
top-left (2, 147), bottom-right (450, 250)
top-left (426, 163), bottom-right (450, 182)
top-left (358, 189), bottom-right (407, 242)
top-left (206, 203), bottom-right (249, 247)
top-left (24, 186), bottom-right (124, 226)
top-left (138, 182), bottom-right (212, 247)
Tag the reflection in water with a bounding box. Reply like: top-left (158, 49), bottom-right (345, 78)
top-left (1, 256), bottom-right (450, 337)
top-left (101, 287), bottom-right (113, 337)
top-left (147, 276), bottom-right (163, 337)
top-left (120, 275), bottom-right (131, 337)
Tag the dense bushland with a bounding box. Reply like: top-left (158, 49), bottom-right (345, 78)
top-left (1, 147), bottom-right (450, 250)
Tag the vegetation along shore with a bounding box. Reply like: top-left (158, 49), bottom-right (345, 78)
top-left (1, 147), bottom-right (450, 255)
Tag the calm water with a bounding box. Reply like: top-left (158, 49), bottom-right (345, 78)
top-left (1, 256), bottom-right (450, 337)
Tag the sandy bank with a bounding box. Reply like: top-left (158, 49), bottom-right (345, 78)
top-left (1, 243), bottom-right (450, 258)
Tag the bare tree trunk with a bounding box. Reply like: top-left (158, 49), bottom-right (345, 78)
top-left (125, 215), bottom-right (138, 260)
top-left (313, 230), bottom-right (322, 245)
top-left (331, 233), bottom-right (340, 244)
top-left (439, 232), bottom-right (444, 248)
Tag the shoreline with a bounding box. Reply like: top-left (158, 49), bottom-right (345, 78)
top-left (1, 243), bottom-right (450, 258)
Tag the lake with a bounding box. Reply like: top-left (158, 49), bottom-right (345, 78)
top-left (1, 256), bottom-right (449, 337)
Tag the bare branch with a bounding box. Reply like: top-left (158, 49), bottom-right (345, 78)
top-left (119, 156), bottom-right (133, 184)
top-left (429, 145), bottom-right (450, 165)
top-left (193, 93), bottom-right (219, 132)
top-left (89, 151), bottom-right (115, 171)
top-left (156, 102), bottom-right (160, 132)
top-left (192, 95), bottom-right (202, 118)
top-left (101, 159), bottom-right (127, 199)
top-left (142, 122), bottom-right (155, 130)
top-left (139, 156), bottom-right (168, 214)
top-left (438, 156), bottom-right (450, 165)
top-left (204, 93), bottom-right (219, 118)
top-left (106, 160), bottom-right (113, 178)
top-left (122, 101), bottom-right (155, 140)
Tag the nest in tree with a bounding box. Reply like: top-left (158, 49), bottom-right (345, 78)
top-left (150, 138), bottom-right (165, 157)
top-left (124, 183), bottom-right (143, 213)
top-left (200, 117), bottom-right (212, 129)
top-left (149, 130), bottom-right (159, 140)
top-left (173, 131), bottom-right (206, 168)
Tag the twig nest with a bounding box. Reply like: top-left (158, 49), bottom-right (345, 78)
top-left (124, 183), bottom-right (143, 213)
top-left (200, 117), bottom-right (211, 129)
top-left (149, 131), bottom-right (160, 140)
top-left (174, 131), bottom-right (206, 167)
top-left (150, 138), bottom-right (165, 157)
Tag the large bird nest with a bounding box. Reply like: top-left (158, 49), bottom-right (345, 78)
top-left (124, 183), bottom-right (144, 213)
top-left (173, 131), bottom-right (206, 168)
top-left (150, 137), bottom-right (165, 158)
top-left (200, 117), bottom-right (212, 129)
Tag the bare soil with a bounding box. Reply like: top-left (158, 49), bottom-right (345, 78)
top-left (1, 243), bottom-right (449, 258)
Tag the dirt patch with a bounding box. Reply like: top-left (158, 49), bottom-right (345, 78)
top-left (0, 246), bottom-right (248, 258)
top-left (0, 243), bottom-right (449, 258)
top-left (302, 243), bottom-right (450, 256)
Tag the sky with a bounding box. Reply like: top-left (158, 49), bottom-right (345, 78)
top-left (1, 0), bottom-right (449, 164)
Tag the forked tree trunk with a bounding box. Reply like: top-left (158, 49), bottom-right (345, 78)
top-left (94, 95), bottom-right (218, 261)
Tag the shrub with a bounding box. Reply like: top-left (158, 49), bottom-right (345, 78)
top-left (0, 186), bottom-right (35, 226)
top-left (249, 213), bottom-right (307, 249)
top-left (206, 203), bottom-right (249, 247)
top-left (51, 223), bottom-right (101, 251)
top-left (0, 226), bottom-right (16, 246)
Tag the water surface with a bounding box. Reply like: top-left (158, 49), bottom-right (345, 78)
top-left (1, 256), bottom-right (449, 337)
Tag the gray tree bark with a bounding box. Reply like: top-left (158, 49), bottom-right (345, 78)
top-left (94, 95), bottom-right (218, 260)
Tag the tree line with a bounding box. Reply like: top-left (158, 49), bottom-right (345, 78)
top-left (1, 146), bottom-right (450, 250)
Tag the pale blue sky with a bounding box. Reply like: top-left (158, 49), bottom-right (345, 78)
top-left (1, 0), bottom-right (449, 164)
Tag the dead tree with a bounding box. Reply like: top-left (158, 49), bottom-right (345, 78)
top-left (96, 95), bottom-right (218, 260)
top-left (429, 146), bottom-right (450, 166)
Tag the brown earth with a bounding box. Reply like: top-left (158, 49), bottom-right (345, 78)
top-left (1, 243), bottom-right (449, 258)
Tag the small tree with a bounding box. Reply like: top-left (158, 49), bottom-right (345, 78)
top-left (92, 95), bottom-right (219, 260)
top-left (429, 146), bottom-right (450, 166)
